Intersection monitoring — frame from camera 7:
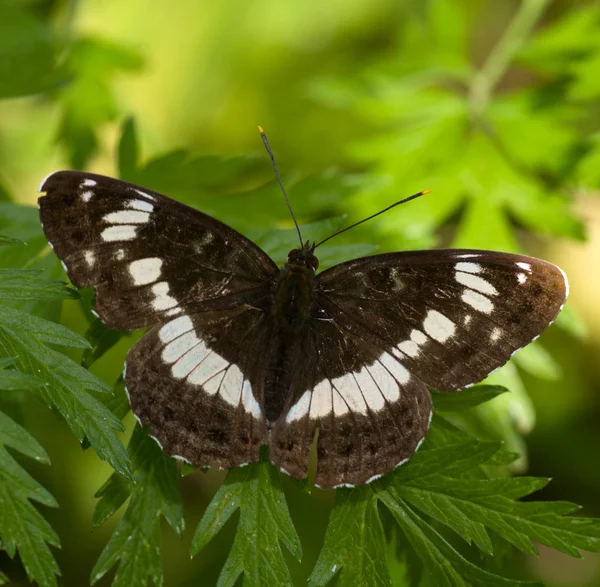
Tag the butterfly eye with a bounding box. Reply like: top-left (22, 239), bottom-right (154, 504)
top-left (309, 256), bottom-right (319, 270)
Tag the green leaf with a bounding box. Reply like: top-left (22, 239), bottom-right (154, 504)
top-left (0, 357), bottom-right (44, 391)
top-left (0, 414), bottom-right (60, 587)
top-left (191, 450), bottom-right (301, 587)
top-left (0, 269), bottom-right (78, 302)
top-left (308, 486), bottom-right (391, 587)
top-left (0, 303), bottom-right (132, 480)
top-left (118, 117), bottom-right (140, 179)
top-left (0, 410), bottom-right (50, 464)
top-left (0, 235), bottom-right (24, 247)
top-left (91, 425), bottom-right (184, 586)
top-left (57, 37), bottom-right (143, 168)
top-left (431, 386), bottom-right (508, 412)
top-left (0, 4), bottom-right (66, 98)
top-left (381, 498), bottom-right (540, 587)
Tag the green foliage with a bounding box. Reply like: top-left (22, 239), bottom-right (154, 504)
top-left (310, 434), bottom-right (600, 586)
top-left (0, 4), bottom-right (66, 99)
top-left (91, 425), bottom-right (184, 587)
top-left (1, 1), bottom-right (599, 585)
top-left (191, 448), bottom-right (302, 587)
top-left (0, 357), bottom-right (60, 587)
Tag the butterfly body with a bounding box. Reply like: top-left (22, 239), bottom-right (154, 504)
top-left (38, 170), bottom-right (568, 488)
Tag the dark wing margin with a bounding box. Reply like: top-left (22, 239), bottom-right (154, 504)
top-left (38, 171), bottom-right (278, 329)
top-left (315, 249), bottom-right (568, 392)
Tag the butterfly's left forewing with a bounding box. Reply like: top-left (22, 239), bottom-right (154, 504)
top-left (39, 171), bottom-right (277, 329)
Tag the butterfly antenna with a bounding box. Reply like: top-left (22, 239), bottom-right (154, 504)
top-left (259, 126), bottom-right (303, 248)
top-left (314, 190), bottom-right (431, 248)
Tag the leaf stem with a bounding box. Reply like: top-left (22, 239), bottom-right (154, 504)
top-left (469, 0), bottom-right (550, 117)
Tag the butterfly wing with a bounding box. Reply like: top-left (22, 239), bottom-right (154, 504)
top-left (269, 316), bottom-right (432, 487)
top-left (39, 170), bottom-right (278, 467)
top-left (315, 249), bottom-right (568, 391)
top-left (38, 171), bottom-right (277, 328)
top-left (270, 249), bottom-right (567, 487)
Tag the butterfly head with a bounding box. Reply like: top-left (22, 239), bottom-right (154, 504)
top-left (287, 241), bottom-right (319, 271)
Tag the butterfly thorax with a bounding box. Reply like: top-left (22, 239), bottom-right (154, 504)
top-left (263, 247), bottom-right (318, 423)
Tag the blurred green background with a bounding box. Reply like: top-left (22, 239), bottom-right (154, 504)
top-left (1, 0), bottom-right (600, 585)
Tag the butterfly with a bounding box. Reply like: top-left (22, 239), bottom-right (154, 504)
top-left (37, 143), bottom-right (568, 488)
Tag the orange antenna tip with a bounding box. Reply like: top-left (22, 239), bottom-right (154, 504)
top-left (258, 126), bottom-right (265, 135)
top-left (421, 189), bottom-right (431, 195)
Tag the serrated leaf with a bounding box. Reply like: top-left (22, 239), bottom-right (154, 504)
top-left (0, 425), bottom-right (60, 587)
top-left (0, 410), bottom-right (49, 464)
top-left (0, 303), bottom-right (131, 480)
top-left (392, 441), bottom-right (503, 483)
top-left (0, 269), bottom-right (78, 302)
top-left (191, 450), bottom-right (301, 587)
top-left (381, 498), bottom-right (540, 587)
top-left (0, 362), bottom-right (44, 391)
top-left (308, 486), bottom-right (391, 587)
top-left (431, 386), bottom-right (508, 412)
top-left (91, 425), bottom-right (184, 587)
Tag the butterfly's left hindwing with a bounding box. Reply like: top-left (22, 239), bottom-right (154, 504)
top-left (38, 171), bottom-right (277, 329)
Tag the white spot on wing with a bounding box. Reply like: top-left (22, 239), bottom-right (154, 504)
top-left (423, 310), bottom-right (456, 342)
top-left (188, 352), bottom-right (228, 386)
top-left (220, 365), bottom-right (244, 406)
top-left (332, 372), bottom-right (368, 414)
top-left (129, 257), bottom-right (163, 286)
top-left (172, 342), bottom-right (210, 379)
top-left (517, 262), bottom-right (531, 271)
top-left (310, 379), bottom-right (332, 419)
top-left (84, 250), bottom-right (95, 267)
top-left (517, 272), bottom-right (527, 284)
top-left (151, 282), bottom-right (178, 310)
top-left (134, 188), bottom-right (155, 201)
top-left (455, 272), bottom-right (498, 295)
top-left (82, 178), bottom-right (97, 187)
top-left (333, 390), bottom-right (349, 416)
top-left (455, 262), bottom-right (481, 274)
top-left (242, 380), bottom-right (262, 419)
top-left (354, 367), bottom-right (385, 411)
top-left (115, 249), bottom-right (126, 261)
top-left (101, 225), bottom-right (137, 242)
top-left (162, 331), bottom-right (198, 363)
top-left (81, 190), bottom-right (93, 202)
top-left (367, 360), bottom-right (399, 402)
top-left (127, 199), bottom-right (154, 212)
top-left (490, 327), bottom-right (502, 342)
top-left (379, 352), bottom-right (410, 385)
top-left (461, 289), bottom-right (494, 314)
top-left (104, 210), bottom-right (150, 224)
top-left (286, 390), bottom-right (311, 422)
